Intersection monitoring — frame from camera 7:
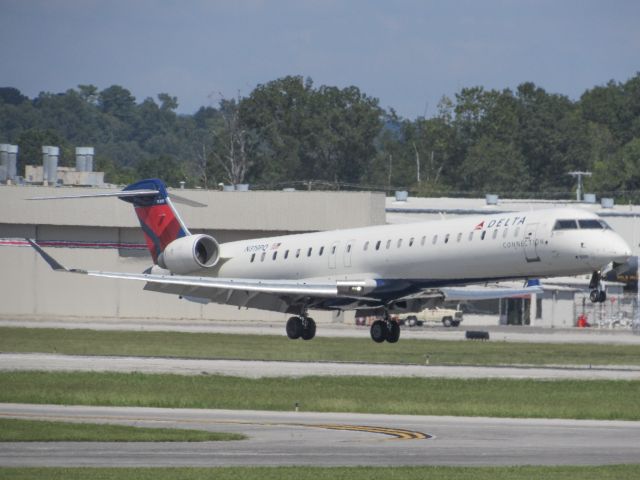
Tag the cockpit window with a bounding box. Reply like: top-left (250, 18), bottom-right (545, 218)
top-left (578, 219), bottom-right (605, 229)
top-left (600, 220), bottom-right (611, 229)
top-left (554, 220), bottom-right (578, 230)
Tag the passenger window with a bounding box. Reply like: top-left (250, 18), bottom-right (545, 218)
top-left (284, 250), bottom-right (289, 259)
top-left (421, 236), bottom-right (426, 246)
top-left (554, 220), bottom-right (578, 230)
top-left (409, 237), bottom-right (414, 247)
top-left (272, 251), bottom-right (277, 260)
top-left (444, 234), bottom-right (449, 244)
top-left (397, 239), bottom-right (402, 248)
top-left (375, 240), bottom-right (381, 250)
top-left (260, 252), bottom-right (266, 262)
top-left (432, 235), bottom-right (438, 244)
top-left (386, 239), bottom-right (391, 249)
top-left (331, 245), bottom-right (336, 254)
top-left (364, 241), bottom-right (369, 251)
top-left (492, 230), bottom-right (498, 239)
top-left (307, 247), bottom-right (313, 257)
top-left (347, 244), bottom-right (352, 253)
top-left (468, 232), bottom-right (473, 241)
top-left (319, 246), bottom-right (324, 256)
top-left (481, 231), bottom-right (486, 240)
top-left (250, 253), bottom-right (255, 263)
top-left (295, 249), bottom-right (301, 258)
top-left (456, 233), bottom-right (462, 242)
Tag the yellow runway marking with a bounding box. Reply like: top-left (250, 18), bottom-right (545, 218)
top-left (300, 423), bottom-right (431, 440)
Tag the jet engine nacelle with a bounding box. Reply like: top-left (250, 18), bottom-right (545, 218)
top-left (157, 234), bottom-right (220, 274)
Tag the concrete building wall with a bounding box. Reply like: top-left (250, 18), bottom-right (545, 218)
top-left (0, 185), bottom-right (384, 323)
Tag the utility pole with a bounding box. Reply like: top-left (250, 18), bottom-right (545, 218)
top-left (567, 171), bottom-right (592, 201)
top-left (412, 142), bottom-right (421, 183)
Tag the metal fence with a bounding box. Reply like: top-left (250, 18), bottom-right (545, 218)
top-left (575, 293), bottom-right (640, 332)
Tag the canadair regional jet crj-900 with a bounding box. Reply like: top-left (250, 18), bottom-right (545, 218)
top-left (28, 178), bottom-right (631, 343)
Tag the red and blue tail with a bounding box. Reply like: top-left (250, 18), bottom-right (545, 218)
top-left (120, 179), bottom-right (189, 263)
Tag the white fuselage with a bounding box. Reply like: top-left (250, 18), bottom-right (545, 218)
top-left (211, 207), bottom-right (631, 286)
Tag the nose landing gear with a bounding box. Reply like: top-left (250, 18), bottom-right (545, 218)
top-left (589, 271), bottom-right (607, 303)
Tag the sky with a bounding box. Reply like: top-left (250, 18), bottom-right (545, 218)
top-left (1, 0), bottom-right (639, 119)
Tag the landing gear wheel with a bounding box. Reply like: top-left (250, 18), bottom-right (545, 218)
top-left (386, 321), bottom-right (400, 343)
top-left (286, 316), bottom-right (303, 339)
top-left (370, 320), bottom-right (387, 343)
top-left (301, 317), bottom-right (316, 340)
top-left (589, 271), bottom-right (607, 303)
top-left (589, 289), bottom-right (607, 303)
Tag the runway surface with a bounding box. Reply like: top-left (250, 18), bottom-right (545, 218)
top-left (3, 352), bottom-right (640, 380)
top-left (1, 403), bottom-right (639, 467)
top-left (3, 318), bottom-right (640, 345)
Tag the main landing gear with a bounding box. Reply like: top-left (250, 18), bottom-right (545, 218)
top-left (589, 270), bottom-right (607, 303)
top-left (370, 313), bottom-right (400, 344)
top-left (286, 316), bottom-right (316, 340)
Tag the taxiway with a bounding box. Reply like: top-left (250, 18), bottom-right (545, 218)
top-left (1, 403), bottom-right (639, 467)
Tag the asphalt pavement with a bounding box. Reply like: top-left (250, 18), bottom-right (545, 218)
top-left (2, 352), bottom-right (640, 380)
top-left (1, 403), bottom-right (639, 467)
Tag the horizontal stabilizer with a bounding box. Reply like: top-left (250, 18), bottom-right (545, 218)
top-left (28, 188), bottom-right (206, 207)
top-left (28, 190), bottom-right (159, 201)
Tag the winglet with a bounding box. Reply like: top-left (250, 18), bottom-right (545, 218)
top-left (26, 238), bottom-right (68, 272)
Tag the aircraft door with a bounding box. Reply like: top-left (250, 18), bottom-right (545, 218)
top-left (523, 223), bottom-right (541, 263)
top-left (329, 241), bottom-right (340, 269)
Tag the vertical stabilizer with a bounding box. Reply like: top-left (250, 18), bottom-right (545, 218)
top-left (120, 179), bottom-right (190, 263)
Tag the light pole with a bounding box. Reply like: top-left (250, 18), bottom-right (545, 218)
top-left (567, 171), bottom-right (592, 202)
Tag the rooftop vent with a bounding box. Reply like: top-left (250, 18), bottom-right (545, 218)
top-left (395, 190), bottom-right (408, 202)
top-left (485, 194), bottom-right (499, 205)
top-left (601, 198), bottom-right (614, 209)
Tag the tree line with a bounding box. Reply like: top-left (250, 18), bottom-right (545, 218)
top-left (0, 73), bottom-right (639, 199)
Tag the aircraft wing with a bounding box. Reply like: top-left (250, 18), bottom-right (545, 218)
top-left (392, 281), bottom-right (543, 305)
top-left (440, 282), bottom-right (543, 301)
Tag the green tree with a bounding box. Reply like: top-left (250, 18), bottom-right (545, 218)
top-left (459, 136), bottom-right (530, 194)
top-left (98, 85), bottom-right (136, 121)
top-left (135, 154), bottom-right (186, 187)
top-left (0, 87), bottom-right (28, 105)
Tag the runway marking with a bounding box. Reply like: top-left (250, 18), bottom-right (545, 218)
top-left (0, 413), bottom-right (432, 441)
top-left (299, 423), bottom-right (431, 440)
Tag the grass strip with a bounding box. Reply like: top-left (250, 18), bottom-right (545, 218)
top-left (0, 418), bottom-right (244, 442)
top-left (1, 371), bottom-right (639, 420)
top-left (2, 327), bottom-right (639, 366)
top-left (0, 465), bottom-right (639, 480)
